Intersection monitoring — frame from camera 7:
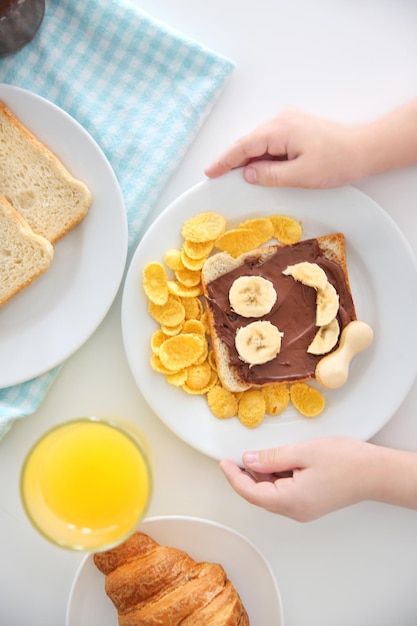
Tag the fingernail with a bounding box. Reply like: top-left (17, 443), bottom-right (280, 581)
top-left (243, 451), bottom-right (259, 464)
top-left (244, 166), bottom-right (257, 183)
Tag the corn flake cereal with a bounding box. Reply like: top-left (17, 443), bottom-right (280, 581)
top-left (208, 350), bottom-right (217, 371)
top-left (182, 369), bottom-right (218, 395)
top-left (175, 267), bottom-right (202, 288)
top-left (150, 354), bottom-right (174, 375)
top-left (237, 389), bottom-right (266, 428)
top-left (199, 311), bottom-right (210, 334)
top-left (182, 319), bottom-right (206, 335)
top-left (181, 211), bottom-right (226, 243)
top-left (262, 384), bottom-right (290, 416)
top-left (215, 228), bottom-right (260, 258)
top-left (166, 370), bottom-right (188, 386)
top-left (180, 247), bottom-right (207, 271)
top-left (182, 239), bottom-right (214, 260)
top-left (182, 296), bottom-right (203, 320)
top-left (269, 215), bottom-right (302, 245)
top-left (148, 295), bottom-right (185, 327)
top-left (238, 217), bottom-right (274, 244)
top-left (193, 339), bottom-right (209, 365)
top-left (290, 382), bottom-right (325, 417)
top-left (160, 322), bottom-right (183, 337)
top-left (207, 385), bottom-right (238, 419)
top-left (163, 249), bottom-right (184, 271)
top-left (167, 280), bottom-right (202, 298)
top-left (185, 361), bottom-right (212, 390)
top-left (159, 333), bottom-right (206, 371)
top-left (150, 329), bottom-right (167, 354)
top-left (143, 262), bottom-right (169, 306)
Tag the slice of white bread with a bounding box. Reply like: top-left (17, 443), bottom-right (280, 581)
top-left (201, 234), bottom-right (356, 392)
top-left (0, 100), bottom-right (92, 243)
top-left (0, 193), bottom-right (54, 307)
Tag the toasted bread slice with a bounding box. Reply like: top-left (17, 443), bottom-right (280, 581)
top-left (201, 234), bottom-right (356, 392)
top-left (0, 193), bottom-right (54, 307)
top-left (0, 100), bottom-right (92, 243)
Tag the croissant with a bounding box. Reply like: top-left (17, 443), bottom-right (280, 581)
top-left (93, 531), bottom-right (250, 625)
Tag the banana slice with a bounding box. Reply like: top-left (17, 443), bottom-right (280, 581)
top-left (307, 318), bottom-right (340, 355)
top-left (316, 282), bottom-right (339, 326)
top-left (229, 275), bottom-right (277, 318)
top-left (235, 321), bottom-right (283, 365)
top-left (283, 262), bottom-right (328, 291)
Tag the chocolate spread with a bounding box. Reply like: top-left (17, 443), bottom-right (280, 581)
top-left (204, 238), bottom-right (356, 385)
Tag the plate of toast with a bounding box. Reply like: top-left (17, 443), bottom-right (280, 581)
top-left (0, 84), bottom-right (128, 388)
top-left (66, 515), bottom-right (284, 626)
top-left (121, 169), bottom-right (417, 463)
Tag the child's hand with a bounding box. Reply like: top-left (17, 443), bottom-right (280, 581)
top-left (205, 110), bottom-right (363, 189)
top-left (220, 438), bottom-right (380, 521)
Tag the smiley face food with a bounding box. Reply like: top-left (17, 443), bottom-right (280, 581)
top-left (143, 211), bottom-right (373, 427)
top-left (93, 531), bottom-right (250, 625)
top-left (201, 233), bottom-right (358, 393)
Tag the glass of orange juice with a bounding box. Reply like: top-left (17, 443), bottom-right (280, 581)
top-left (20, 417), bottom-right (152, 551)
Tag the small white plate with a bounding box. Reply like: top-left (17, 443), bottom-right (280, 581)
top-left (121, 169), bottom-right (417, 463)
top-left (0, 84), bottom-right (128, 388)
top-left (66, 515), bottom-right (284, 626)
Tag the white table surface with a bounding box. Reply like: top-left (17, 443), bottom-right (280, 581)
top-left (2, 1), bottom-right (417, 625)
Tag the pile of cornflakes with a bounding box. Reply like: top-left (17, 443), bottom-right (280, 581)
top-left (142, 211), bottom-right (325, 428)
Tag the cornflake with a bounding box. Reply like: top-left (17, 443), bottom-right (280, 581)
top-left (290, 382), bottom-right (325, 417)
top-left (215, 228), bottom-right (260, 258)
top-left (143, 262), bottom-right (169, 306)
top-left (269, 214), bottom-right (302, 245)
top-left (262, 383), bottom-right (290, 416)
top-left (238, 217), bottom-right (274, 245)
top-left (181, 211), bottom-right (226, 243)
top-left (207, 385), bottom-right (238, 419)
top-left (238, 389), bottom-right (266, 428)
top-left (148, 295), bottom-right (185, 327)
top-left (159, 333), bottom-right (207, 371)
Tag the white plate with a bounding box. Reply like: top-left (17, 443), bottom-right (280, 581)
top-left (0, 84), bottom-right (128, 388)
top-left (66, 515), bottom-right (284, 626)
top-left (122, 169), bottom-right (417, 463)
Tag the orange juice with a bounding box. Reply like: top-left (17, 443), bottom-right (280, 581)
top-left (20, 418), bottom-right (152, 550)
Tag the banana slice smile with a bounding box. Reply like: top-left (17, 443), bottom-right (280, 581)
top-left (307, 318), bottom-right (340, 355)
top-left (235, 320), bottom-right (283, 365)
top-left (229, 275), bottom-right (277, 318)
top-left (283, 261), bottom-right (328, 291)
top-left (316, 281), bottom-right (339, 326)
top-left (283, 261), bottom-right (341, 353)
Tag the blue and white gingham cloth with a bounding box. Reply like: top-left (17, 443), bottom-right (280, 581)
top-left (0, 0), bottom-right (234, 436)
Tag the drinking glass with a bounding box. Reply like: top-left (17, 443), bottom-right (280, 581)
top-left (0, 0), bottom-right (45, 57)
top-left (20, 417), bottom-right (153, 551)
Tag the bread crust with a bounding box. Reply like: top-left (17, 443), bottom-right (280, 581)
top-left (0, 193), bottom-right (53, 307)
top-left (201, 234), bottom-right (356, 392)
top-left (0, 100), bottom-right (92, 243)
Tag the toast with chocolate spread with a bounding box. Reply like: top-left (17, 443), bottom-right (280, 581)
top-left (201, 234), bottom-right (357, 392)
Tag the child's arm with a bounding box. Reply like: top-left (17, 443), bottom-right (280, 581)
top-left (205, 100), bottom-right (417, 188)
top-left (220, 438), bottom-right (417, 521)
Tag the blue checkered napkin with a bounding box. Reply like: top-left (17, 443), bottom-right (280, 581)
top-left (0, 0), bottom-right (234, 430)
